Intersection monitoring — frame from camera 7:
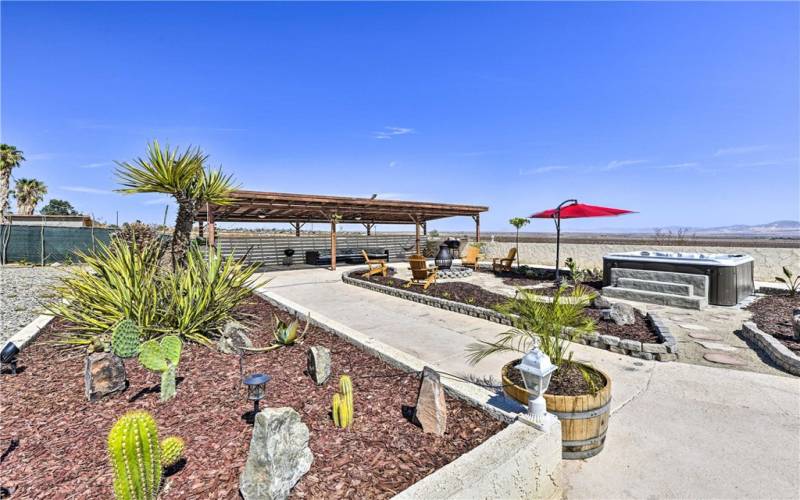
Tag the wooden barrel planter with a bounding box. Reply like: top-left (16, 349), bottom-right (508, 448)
top-left (502, 360), bottom-right (612, 459)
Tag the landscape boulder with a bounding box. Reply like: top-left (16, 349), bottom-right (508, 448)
top-left (413, 366), bottom-right (447, 436)
top-left (218, 320), bottom-right (253, 355)
top-left (240, 407), bottom-right (313, 500)
top-left (593, 295), bottom-right (612, 309)
top-left (306, 346), bottom-right (331, 385)
top-left (609, 302), bottom-right (635, 326)
top-left (793, 308), bottom-right (800, 340)
top-left (84, 353), bottom-right (127, 402)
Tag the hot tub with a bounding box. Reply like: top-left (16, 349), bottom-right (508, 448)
top-left (602, 251), bottom-right (754, 306)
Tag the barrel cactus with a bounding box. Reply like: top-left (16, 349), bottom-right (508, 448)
top-left (332, 375), bottom-right (354, 428)
top-left (159, 436), bottom-right (184, 468)
top-left (138, 335), bottom-right (182, 401)
top-left (107, 411), bottom-right (162, 500)
top-left (111, 320), bottom-right (141, 358)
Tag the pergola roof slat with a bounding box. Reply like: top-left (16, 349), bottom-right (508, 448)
top-left (198, 190), bottom-right (488, 224)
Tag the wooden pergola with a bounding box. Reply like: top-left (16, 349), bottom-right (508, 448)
top-left (197, 190), bottom-right (488, 270)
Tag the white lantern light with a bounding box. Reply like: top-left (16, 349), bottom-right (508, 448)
top-left (516, 339), bottom-right (557, 430)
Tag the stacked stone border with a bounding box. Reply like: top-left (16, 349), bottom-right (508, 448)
top-left (740, 321), bottom-right (800, 376)
top-left (342, 269), bottom-right (678, 362)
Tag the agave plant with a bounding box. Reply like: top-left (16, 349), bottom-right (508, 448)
top-left (776, 266), bottom-right (800, 297)
top-left (466, 285), bottom-right (597, 385)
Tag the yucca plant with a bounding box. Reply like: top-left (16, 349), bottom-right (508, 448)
top-left (47, 238), bottom-right (165, 345)
top-left (467, 285), bottom-right (599, 388)
top-left (116, 141), bottom-right (237, 269)
top-left (161, 246), bottom-right (262, 345)
top-left (775, 266), bottom-right (799, 297)
top-left (49, 240), bottom-right (261, 347)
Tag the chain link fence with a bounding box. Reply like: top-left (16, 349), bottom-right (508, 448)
top-left (0, 224), bottom-right (114, 265)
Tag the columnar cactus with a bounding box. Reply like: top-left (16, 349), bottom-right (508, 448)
top-left (159, 436), bottom-right (184, 468)
top-left (138, 335), bottom-right (182, 401)
top-left (332, 375), bottom-right (354, 428)
top-left (107, 411), bottom-right (162, 500)
top-left (111, 320), bottom-right (141, 358)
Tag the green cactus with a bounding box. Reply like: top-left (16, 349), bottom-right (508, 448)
top-left (111, 320), bottom-right (141, 358)
top-left (107, 411), bottom-right (162, 500)
top-left (159, 436), bottom-right (184, 468)
top-left (137, 336), bottom-right (182, 401)
top-left (332, 375), bottom-right (354, 428)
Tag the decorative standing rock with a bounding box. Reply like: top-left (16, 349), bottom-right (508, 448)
top-left (793, 308), bottom-right (800, 340)
top-left (84, 353), bottom-right (127, 402)
top-left (240, 407), bottom-right (313, 500)
top-left (593, 295), bottom-right (612, 309)
top-left (413, 366), bottom-right (447, 436)
top-left (609, 302), bottom-right (635, 326)
top-left (306, 346), bottom-right (331, 385)
top-left (218, 320), bottom-right (253, 355)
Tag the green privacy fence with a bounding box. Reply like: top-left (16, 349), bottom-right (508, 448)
top-left (0, 224), bottom-right (114, 264)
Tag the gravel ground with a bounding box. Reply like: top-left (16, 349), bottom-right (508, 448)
top-left (0, 265), bottom-right (68, 343)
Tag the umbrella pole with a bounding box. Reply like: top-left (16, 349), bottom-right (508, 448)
top-left (554, 215), bottom-right (561, 284)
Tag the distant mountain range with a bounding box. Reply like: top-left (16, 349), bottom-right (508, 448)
top-left (566, 220), bottom-right (800, 238)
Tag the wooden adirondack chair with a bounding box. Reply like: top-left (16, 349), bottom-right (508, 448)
top-left (406, 255), bottom-right (437, 289)
top-left (361, 250), bottom-right (388, 277)
top-left (460, 246), bottom-right (480, 270)
top-left (492, 248), bottom-right (517, 273)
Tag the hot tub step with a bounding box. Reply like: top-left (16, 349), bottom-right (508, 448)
top-left (615, 278), bottom-right (693, 297)
top-left (601, 286), bottom-right (707, 310)
top-left (609, 268), bottom-right (708, 299)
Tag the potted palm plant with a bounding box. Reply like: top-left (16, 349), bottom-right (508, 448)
top-left (467, 285), bottom-right (612, 459)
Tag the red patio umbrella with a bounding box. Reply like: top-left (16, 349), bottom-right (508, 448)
top-left (529, 199), bottom-right (636, 282)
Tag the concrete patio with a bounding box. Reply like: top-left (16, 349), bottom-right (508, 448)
top-left (254, 265), bottom-right (800, 499)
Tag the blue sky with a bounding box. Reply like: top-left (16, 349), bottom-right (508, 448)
top-left (2, 1), bottom-right (798, 232)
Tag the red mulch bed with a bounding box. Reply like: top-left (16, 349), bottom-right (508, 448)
top-left (745, 292), bottom-right (800, 354)
top-left (351, 272), bottom-right (660, 344)
top-left (0, 296), bottom-right (505, 499)
top-left (351, 272), bottom-right (509, 309)
top-left (586, 309), bottom-right (661, 344)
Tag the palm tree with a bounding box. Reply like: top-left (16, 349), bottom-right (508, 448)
top-left (13, 178), bottom-right (47, 215)
top-left (116, 141), bottom-right (236, 268)
top-left (0, 144), bottom-right (25, 222)
top-left (508, 217), bottom-right (530, 268)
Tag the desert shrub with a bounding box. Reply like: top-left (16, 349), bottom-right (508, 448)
top-left (48, 239), bottom-right (261, 347)
top-left (114, 220), bottom-right (161, 248)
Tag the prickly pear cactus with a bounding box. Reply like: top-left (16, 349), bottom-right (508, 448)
top-left (160, 336), bottom-right (182, 365)
top-left (138, 340), bottom-right (168, 372)
top-left (111, 320), bottom-right (141, 358)
top-left (160, 364), bottom-right (177, 402)
top-left (107, 410), bottom-right (162, 500)
top-left (159, 436), bottom-right (184, 468)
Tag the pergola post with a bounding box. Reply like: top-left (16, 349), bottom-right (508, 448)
top-left (291, 222), bottom-right (305, 237)
top-left (473, 214), bottom-right (480, 242)
top-left (207, 203), bottom-right (216, 248)
top-left (330, 218), bottom-right (337, 270)
top-left (423, 222), bottom-right (427, 236)
top-left (198, 220), bottom-right (204, 238)
top-left (414, 216), bottom-right (421, 256)
top-left (363, 223), bottom-right (374, 236)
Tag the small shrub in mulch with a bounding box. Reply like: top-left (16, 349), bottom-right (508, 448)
top-left (0, 295), bottom-right (505, 499)
top-left (745, 292), bottom-right (800, 354)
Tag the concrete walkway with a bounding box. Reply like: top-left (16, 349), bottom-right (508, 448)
top-left (256, 266), bottom-right (800, 499)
